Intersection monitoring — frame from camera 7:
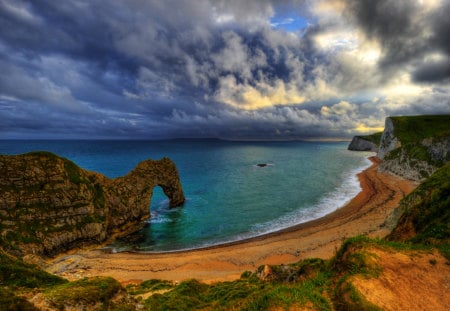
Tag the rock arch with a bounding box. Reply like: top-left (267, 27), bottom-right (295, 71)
top-left (0, 152), bottom-right (185, 257)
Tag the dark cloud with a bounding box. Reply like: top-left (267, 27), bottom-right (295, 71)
top-left (343, 0), bottom-right (450, 82)
top-left (413, 59), bottom-right (450, 83)
top-left (431, 1), bottom-right (450, 55)
top-left (0, 0), bottom-right (449, 140)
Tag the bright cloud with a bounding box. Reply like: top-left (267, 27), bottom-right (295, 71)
top-left (0, 0), bottom-right (449, 139)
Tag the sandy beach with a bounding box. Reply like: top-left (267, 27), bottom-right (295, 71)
top-left (46, 156), bottom-right (416, 284)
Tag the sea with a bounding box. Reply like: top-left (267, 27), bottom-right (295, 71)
top-left (0, 140), bottom-right (373, 252)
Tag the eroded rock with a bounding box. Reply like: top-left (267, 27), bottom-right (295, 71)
top-left (0, 152), bottom-right (184, 257)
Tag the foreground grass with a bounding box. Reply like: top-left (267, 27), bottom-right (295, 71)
top-left (128, 237), bottom-right (447, 311)
top-left (1, 235), bottom-right (447, 310)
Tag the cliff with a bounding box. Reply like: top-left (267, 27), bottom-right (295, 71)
top-left (387, 162), bottom-right (450, 244)
top-left (0, 152), bottom-right (184, 257)
top-left (347, 132), bottom-right (382, 151)
top-left (377, 115), bottom-right (450, 181)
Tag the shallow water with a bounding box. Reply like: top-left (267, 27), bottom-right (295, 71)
top-left (0, 140), bottom-right (372, 252)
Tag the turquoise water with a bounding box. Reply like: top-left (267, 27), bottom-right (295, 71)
top-left (0, 140), bottom-right (372, 252)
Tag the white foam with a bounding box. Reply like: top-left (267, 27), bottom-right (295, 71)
top-left (121, 154), bottom-right (374, 253)
top-left (186, 155), bottom-right (373, 250)
top-left (149, 217), bottom-right (173, 224)
top-left (247, 156), bottom-right (372, 236)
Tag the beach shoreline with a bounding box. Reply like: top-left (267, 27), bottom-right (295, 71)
top-left (46, 156), bottom-right (417, 284)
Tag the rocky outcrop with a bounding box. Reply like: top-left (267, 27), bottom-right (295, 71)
top-left (377, 116), bottom-right (450, 181)
top-left (378, 139), bottom-right (449, 181)
top-left (0, 152), bottom-right (184, 257)
top-left (377, 117), bottom-right (399, 159)
top-left (348, 136), bottom-right (378, 152)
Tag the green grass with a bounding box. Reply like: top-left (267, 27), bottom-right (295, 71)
top-left (144, 275), bottom-right (333, 311)
top-left (142, 237), bottom-right (406, 310)
top-left (45, 277), bottom-right (124, 310)
top-left (390, 115), bottom-right (450, 144)
top-left (0, 234), bottom-right (447, 310)
top-left (0, 252), bottom-right (66, 288)
top-left (143, 261), bottom-right (333, 311)
top-left (358, 132), bottom-right (383, 145)
top-left (126, 279), bottom-right (174, 295)
top-left (388, 163), bottom-right (450, 248)
top-left (381, 115), bottom-right (450, 176)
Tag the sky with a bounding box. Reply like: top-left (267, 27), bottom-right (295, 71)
top-left (0, 0), bottom-right (449, 140)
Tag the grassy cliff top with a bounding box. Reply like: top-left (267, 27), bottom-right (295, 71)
top-left (390, 114), bottom-right (450, 144)
top-left (356, 132), bottom-right (383, 145)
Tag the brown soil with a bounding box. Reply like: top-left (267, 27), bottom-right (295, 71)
top-left (351, 248), bottom-right (450, 311)
top-left (46, 157), bottom-right (416, 284)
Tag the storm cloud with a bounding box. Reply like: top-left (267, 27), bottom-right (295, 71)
top-left (0, 0), bottom-right (449, 139)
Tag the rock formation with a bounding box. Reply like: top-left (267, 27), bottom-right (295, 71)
top-left (0, 152), bottom-right (184, 257)
top-left (377, 117), bottom-right (400, 159)
top-left (377, 115), bottom-right (450, 181)
top-left (347, 136), bottom-right (378, 152)
top-left (348, 132), bottom-right (382, 152)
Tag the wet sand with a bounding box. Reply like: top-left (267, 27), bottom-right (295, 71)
top-left (46, 157), bottom-right (416, 284)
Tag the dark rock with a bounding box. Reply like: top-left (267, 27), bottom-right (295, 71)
top-left (257, 163), bottom-right (267, 167)
top-left (0, 152), bottom-right (185, 257)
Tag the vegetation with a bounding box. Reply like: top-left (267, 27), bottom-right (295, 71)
top-left (390, 115), bottom-right (450, 144)
top-left (0, 252), bottom-right (66, 288)
top-left (44, 277), bottom-right (132, 310)
top-left (0, 151), bottom-right (108, 257)
top-left (0, 287), bottom-right (38, 311)
top-left (0, 234), bottom-right (448, 310)
top-left (357, 132), bottom-right (383, 145)
top-left (388, 162), bottom-right (450, 258)
top-left (381, 115), bottom-right (450, 178)
top-left (144, 266), bottom-right (333, 310)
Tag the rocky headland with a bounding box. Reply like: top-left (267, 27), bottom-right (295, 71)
top-left (0, 152), bottom-right (184, 257)
top-left (349, 115), bottom-right (450, 181)
top-left (377, 115), bottom-right (450, 181)
top-left (347, 132), bottom-right (382, 152)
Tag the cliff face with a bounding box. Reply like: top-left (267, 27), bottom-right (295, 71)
top-left (387, 162), bottom-right (450, 243)
top-left (348, 132), bottom-right (382, 152)
top-left (377, 115), bottom-right (450, 181)
top-left (0, 152), bottom-right (184, 257)
top-left (348, 136), bottom-right (378, 152)
top-left (378, 117), bottom-right (399, 159)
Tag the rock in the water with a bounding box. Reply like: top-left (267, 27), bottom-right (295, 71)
top-left (257, 163), bottom-right (268, 167)
top-left (0, 151), bottom-right (185, 257)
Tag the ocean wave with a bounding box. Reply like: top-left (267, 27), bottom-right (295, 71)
top-left (247, 156), bottom-right (372, 236)
top-left (140, 155), bottom-right (373, 253)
